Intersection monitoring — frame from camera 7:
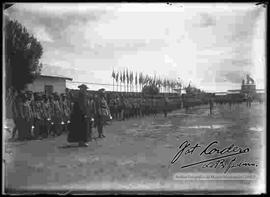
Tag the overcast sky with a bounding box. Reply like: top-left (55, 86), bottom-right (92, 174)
top-left (5, 3), bottom-right (266, 92)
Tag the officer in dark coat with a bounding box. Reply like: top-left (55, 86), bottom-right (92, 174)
top-left (67, 84), bottom-right (89, 147)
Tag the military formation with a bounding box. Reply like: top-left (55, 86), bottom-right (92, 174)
top-left (107, 93), bottom-right (182, 120)
top-left (10, 83), bottom-right (262, 143)
top-left (10, 86), bottom-right (183, 142)
top-left (11, 91), bottom-right (72, 141)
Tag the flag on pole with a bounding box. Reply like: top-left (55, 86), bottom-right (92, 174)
top-left (130, 71), bottom-right (133, 84)
top-left (126, 68), bottom-right (129, 84)
top-left (123, 70), bottom-right (126, 83)
top-left (135, 72), bottom-right (138, 85)
top-left (139, 73), bottom-right (143, 85)
top-left (120, 71), bottom-right (123, 82)
top-left (115, 71), bottom-right (119, 82)
top-left (112, 69), bottom-right (115, 79)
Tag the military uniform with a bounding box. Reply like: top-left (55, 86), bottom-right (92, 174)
top-left (12, 94), bottom-right (25, 140)
top-left (94, 89), bottom-right (110, 138)
top-left (51, 96), bottom-right (62, 136)
top-left (86, 94), bottom-right (95, 141)
top-left (32, 97), bottom-right (41, 139)
top-left (109, 98), bottom-right (116, 120)
top-left (43, 97), bottom-right (52, 137)
top-left (119, 97), bottom-right (125, 120)
top-left (60, 96), bottom-right (70, 133)
top-left (163, 96), bottom-right (169, 117)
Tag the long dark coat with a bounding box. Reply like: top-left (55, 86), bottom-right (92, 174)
top-left (67, 101), bottom-right (88, 143)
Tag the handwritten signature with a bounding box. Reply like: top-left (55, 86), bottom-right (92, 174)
top-left (170, 140), bottom-right (258, 173)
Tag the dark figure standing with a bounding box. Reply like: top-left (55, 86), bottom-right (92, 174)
top-left (209, 97), bottom-right (214, 116)
top-left (246, 94), bottom-right (252, 108)
top-left (163, 96), bottom-right (169, 117)
top-left (67, 84), bottom-right (89, 147)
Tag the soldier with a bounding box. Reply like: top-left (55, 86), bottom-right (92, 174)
top-left (140, 97), bottom-right (146, 117)
top-left (130, 98), bottom-right (136, 118)
top-left (115, 96), bottom-right (121, 120)
top-left (94, 88), bottom-right (111, 138)
top-left (152, 97), bottom-right (158, 117)
top-left (86, 92), bottom-right (95, 141)
top-left (109, 95), bottom-right (116, 120)
top-left (42, 94), bottom-right (51, 138)
top-left (163, 95), bottom-right (169, 117)
top-left (60, 94), bottom-right (70, 133)
top-left (133, 98), bottom-right (139, 118)
top-left (11, 90), bottom-right (19, 139)
top-left (183, 95), bottom-right (189, 113)
top-left (125, 97), bottom-right (131, 119)
top-left (209, 97), bottom-right (214, 116)
top-left (247, 94), bottom-right (252, 108)
top-left (12, 93), bottom-right (25, 140)
top-left (23, 93), bottom-right (34, 140)
top-left (51, 93), bottom-right (62, 136)
top-left (119, 95), bottom-right (125, 121)
top-left (145, 97), bottom-right (151, 116)
top-left (31, 94), bottom-right (42, 139)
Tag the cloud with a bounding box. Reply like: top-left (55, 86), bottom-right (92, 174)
top-left (4, 3), bottom-right (266, 92)
top-left (32, 26), bottom-right (54, 42)
top-left (215, 70), bottom-right (245, 84)
top-left (41, 64), bottom-right (85, 80)
top-left (197, 13), bottom-right (216, 27)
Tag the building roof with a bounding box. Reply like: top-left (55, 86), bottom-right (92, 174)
top-left (227, 89), bottom-right (241, 92)
top-left (39, 74), bottom-right (72, 81)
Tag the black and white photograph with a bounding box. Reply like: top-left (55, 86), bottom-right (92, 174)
top-left (3, 2), bottom-right (266, 194)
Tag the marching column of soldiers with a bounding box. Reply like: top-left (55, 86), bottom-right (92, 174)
top-left (10, 85), bottom-right (182, 142)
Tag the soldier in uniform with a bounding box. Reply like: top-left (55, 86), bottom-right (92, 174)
top-left (51, 93), bottom-right (62, 136)
top-left (140, 97), bottom-right (146, 117)
top-left (133, 97), bottom-right (139, 118)
top-left (12, 93), bottom-right (25, 140)
top-left (11, 91), bottom-right (19, 139)
top-left (246, 94), bottom-right (252, 108)
top-left (32, 94), bottom-right (42, 139)
top-left (125, 97), bottom-right (131, 119)
top-left (119, 95), bottom-right (125, 121)
top-left (42, 94), bottom-right (51, 138)
top-left (130, 98), bottom-right (136, 118)
top-left (163, 95), bottom-right (169, 117)
top-left (86, 92), bottom-right (95, 141)
top-left (60, 94), bottom-right (70, 133)
top-left (94, 88), bottom-right (111, 138)
top-left (209, 97), bottom-right (214, 116)
top-left (145, 97), bottom-right (151, 116)
top-left (23, 93), bottom-right (34, 140)
top-left (115, 96), bottom-right (121, 120)
top-left (109, 95), bottom-right (116, 120)
top-left (152, 97), bottom-right (158, 117)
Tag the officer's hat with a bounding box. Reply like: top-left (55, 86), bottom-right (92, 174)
top-left (78, 84), bottom-right (88, 90)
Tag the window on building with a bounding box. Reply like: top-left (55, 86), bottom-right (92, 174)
top-left (45, 85), bottom-right (53, 95)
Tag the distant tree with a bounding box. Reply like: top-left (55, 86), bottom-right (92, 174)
top-left (5, 17), bottom-right (43, 93)
top-left (142, 84), bottom-right (159, 95)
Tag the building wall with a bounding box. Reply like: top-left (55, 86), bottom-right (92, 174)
top-left (26, 77), bottom-right (66, 94)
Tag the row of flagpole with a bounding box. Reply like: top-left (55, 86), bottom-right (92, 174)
top-left (111, 68), bottom-right (182, 93)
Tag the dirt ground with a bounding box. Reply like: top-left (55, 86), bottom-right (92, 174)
top-left (4, 102), bottom-right (266, 194)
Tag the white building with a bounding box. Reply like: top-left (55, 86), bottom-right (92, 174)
top-left (26, 74), bottom-right (72, 94)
